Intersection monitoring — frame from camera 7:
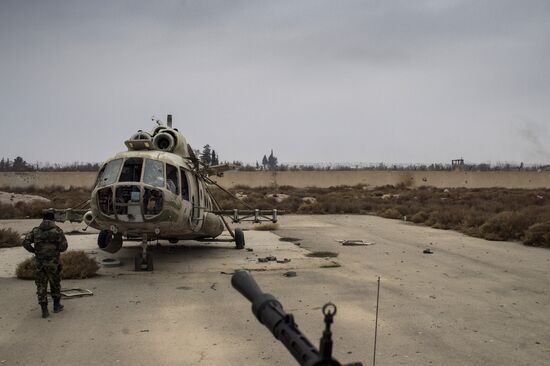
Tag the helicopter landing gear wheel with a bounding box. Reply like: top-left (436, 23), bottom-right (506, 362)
top-left (235, 228), bottom-right (245, 249)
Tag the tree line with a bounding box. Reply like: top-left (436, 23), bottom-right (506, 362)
top-left (0, 157), bottom-right (100, 172)
top-left (1, 154), bottom-right (547, 172)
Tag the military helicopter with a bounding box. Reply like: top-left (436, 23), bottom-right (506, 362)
top-left (51, 115), bottom-right (278, 271)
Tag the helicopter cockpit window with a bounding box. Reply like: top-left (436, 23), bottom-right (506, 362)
top-left (94, 165), bottom-right (106, 188)
top-left (180, 168), bottom-right (189, 201)
top-left (96, 159), bottom-right (123, 188)
top-left (166, 164), bottom-right (179, 195)
top-left (143, 159), bottom-right (165, 188)
top-left (119, 158), bottom-right (143, 182)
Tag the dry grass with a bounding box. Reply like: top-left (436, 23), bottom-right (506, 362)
top-left (0, 228), bottom-right (21, 248)
top-left (0, 185), bottom-right (91, 219)
top-left (16, 250), bottom-right (99, 280)
top-left (212, 185), bottom-right (550, 248)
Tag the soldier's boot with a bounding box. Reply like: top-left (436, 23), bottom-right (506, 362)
top-left (53, 299), bottom-right (64, 313)
top-left (40, 302), bottom-right (49, 318)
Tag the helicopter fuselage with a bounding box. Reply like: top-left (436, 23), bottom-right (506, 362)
top-left (85, 149), bottom-right (224, 244)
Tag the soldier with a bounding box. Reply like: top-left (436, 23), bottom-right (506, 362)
top-left (22, 211), bottom-right (68, 318)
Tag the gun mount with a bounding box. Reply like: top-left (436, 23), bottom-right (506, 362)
top-left (231, 271), bottom-right (363, 366)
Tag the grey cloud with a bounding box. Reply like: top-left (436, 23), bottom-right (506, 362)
top-left (0, 0), bottom-right (549, 164)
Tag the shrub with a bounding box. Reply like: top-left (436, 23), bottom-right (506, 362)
top-left (15, 257), bottom-right (36, 280)
top-left (16, 250), bottom-right (99, 280)
top-left (523, 222), bottom-right (550, 248)
top-left (480, 211), bottom-right (531, 241)
top-left (410, 211), bottom-right (429, 223)
top-left (379, 208), bottom-right (402, 219)
top-left (429, 210), bottom-right (464, 230)
top-left (0, 228), bottom-right (21, 248)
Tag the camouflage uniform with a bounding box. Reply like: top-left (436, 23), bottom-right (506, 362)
top-left (22, 220), bottom-right (68, 304)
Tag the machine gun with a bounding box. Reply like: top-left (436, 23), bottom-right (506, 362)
top-left (231, 271), bottom-right (363, 366)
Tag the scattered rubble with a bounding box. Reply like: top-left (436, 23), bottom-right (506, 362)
top-left (257, 256), bottom-right (291, 264)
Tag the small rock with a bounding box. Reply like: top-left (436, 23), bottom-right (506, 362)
top-left (283, 271), bottom-right (297, 277)
top-left (423, 248), bottom-right (433, 254)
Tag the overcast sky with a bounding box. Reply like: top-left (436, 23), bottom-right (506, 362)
top-left (1, 0), bottom-right (549, 165)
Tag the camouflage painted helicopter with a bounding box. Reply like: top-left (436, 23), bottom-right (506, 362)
top-left (51, 115), bottom-right (278, 271)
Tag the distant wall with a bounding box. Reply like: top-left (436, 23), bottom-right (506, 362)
top-left (1, 170), bottom-right (549, 190)
top-left (215, 171), bottom-right (550, 189)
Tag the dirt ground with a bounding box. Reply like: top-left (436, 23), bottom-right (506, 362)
top-left (0, 215), bottom-right (549, 366)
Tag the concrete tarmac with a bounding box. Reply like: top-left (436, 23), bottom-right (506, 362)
top-left (1, 215), bottom-right (549, 366)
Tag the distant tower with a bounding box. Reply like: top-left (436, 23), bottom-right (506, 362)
top-left (452, 158), bottom-right (465, 171)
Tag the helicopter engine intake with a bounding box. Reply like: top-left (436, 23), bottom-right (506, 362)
top-left (152, 132), bottom-right (176, 152)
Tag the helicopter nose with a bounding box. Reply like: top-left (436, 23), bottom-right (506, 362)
top-left (114, 185), bottom-right (145, 222)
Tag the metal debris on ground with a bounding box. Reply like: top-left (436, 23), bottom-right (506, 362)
top-left (283, 271), bottom-right (297, 277)
top-left (100, 258), bottom-right (122, 267)
top-left (276, 258), bottom-right (291, 263)
top-left (60, 288), bottom-right (93, 298)
top-left (336, 240), bottom-right (376, 246)
top-left (423, 248), bottom-right (434, 254)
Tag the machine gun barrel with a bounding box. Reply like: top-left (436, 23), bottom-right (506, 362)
top-left (231, 271), bottom-right (363, 366)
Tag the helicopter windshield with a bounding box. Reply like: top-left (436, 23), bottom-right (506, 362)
top-left (143, 159), bottom-right (165, 188)
top-left (96, 159), bottom-right (123, 188)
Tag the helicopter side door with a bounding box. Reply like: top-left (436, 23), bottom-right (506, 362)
top-left (187, 170), bottom-right (204, 232)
